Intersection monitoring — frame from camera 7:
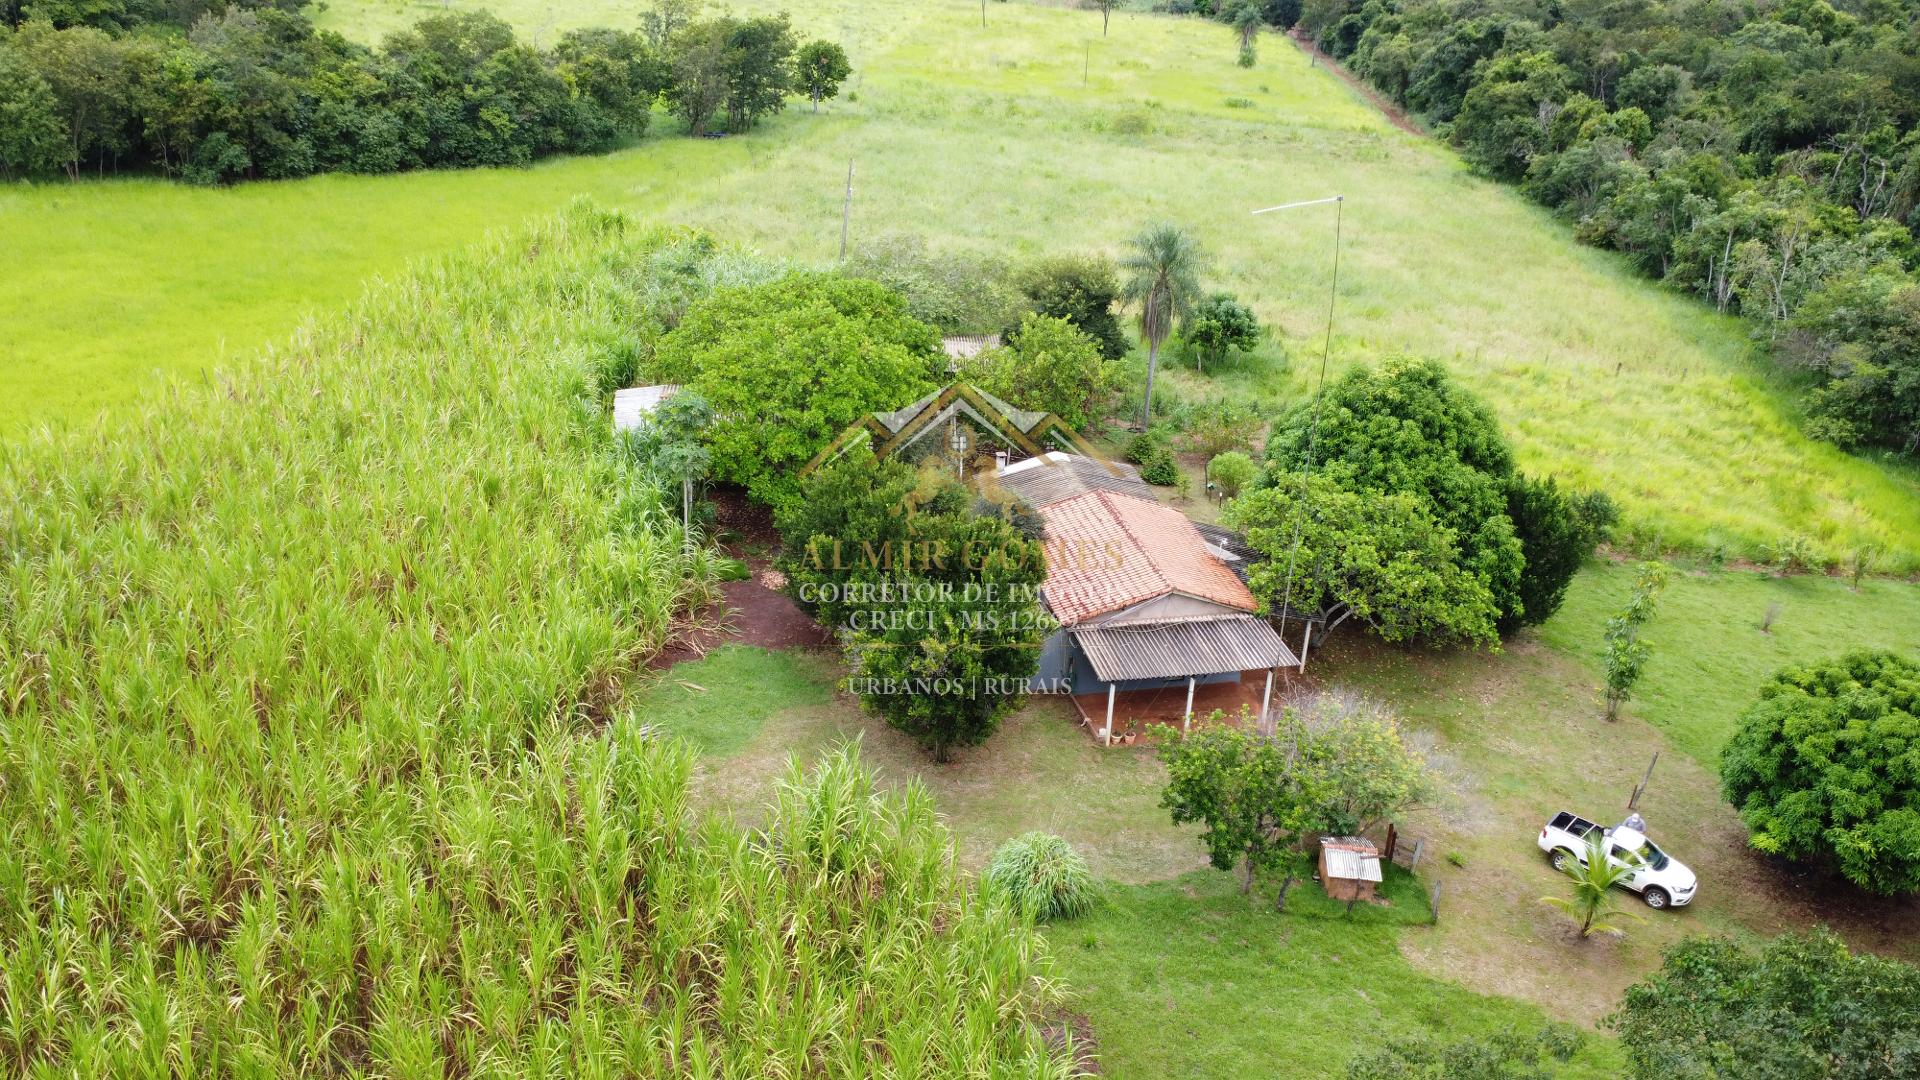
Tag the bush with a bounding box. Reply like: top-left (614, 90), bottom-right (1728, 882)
top-left (1208, 450), bottom-right (1258, 497)
top-left (1181, 292), bottom-right (1261, 374)
top-left (984, 832), bottom-right (1097, 922)
top-left (1009, 254), bottom-right (1130, 361)
top-left (1610, 929), bottom-right (1920, 1078)
top-left (1125, 425), bottom-right (1173, 465)
top-left (652, 273), bottom-right (943, 506)
top-left (1720, 651), bottom-right (1920, 895)
top-left (842, 234), bottom-right (1021, 334)
top-left (1348, 1026), bottom-right (1582, 1080)
top-left (970, 312), bottom-right (1112, 429)
top-left (1138, 444), bottom-right (1182, 486)
top-left (1503, 475), bottom-right (1616, 631)
top-left (1181, 398), bottom-right (1261, 457)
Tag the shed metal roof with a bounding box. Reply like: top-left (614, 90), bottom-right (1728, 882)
top-left (612, 385), bottom-right (681, 432)
top-left (1072, 615), bottom-right (1297, 683)
top-left (1321, 839), bottom-right (1384, 883)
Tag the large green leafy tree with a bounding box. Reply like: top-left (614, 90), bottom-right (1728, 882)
top-left (1009, 254), bottom-right (1130, 361)
top-left (794, 38), bottom-right (849, 112)
top-left (718, 13), bottom-right (794, 132)
top-left (1156, 723), bottom-right (1305, 898)
top-left (1610, 929), bottom-right (1920, 1079)
top-left (652, 273), bottom-right (943, 507)
top-left (1263, 358), bottom-right (1534, 627)
top-left (0, 41), bottom-right (64, 178)
top-left (1181, 291), bottom-right (1259, 374)
top-left (969, 312), bottom-right (1111, 429)
top-left (1504, 476), bottom-right (1616, 635)
top-left (774, 450), bottom-right (967, 628)
top-left (1720, 651), bottom-right (1920, 896)
top-left (1225, 475), bottom-right (1502, 647)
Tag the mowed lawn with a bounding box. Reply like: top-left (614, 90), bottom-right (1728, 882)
top-left (6, 0), bottom-right (1918, 566)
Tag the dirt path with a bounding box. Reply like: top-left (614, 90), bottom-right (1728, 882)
top-left (1285, 29), bottom-right (1426, 138)
top-left (647, 488), bottom-right (834, 671)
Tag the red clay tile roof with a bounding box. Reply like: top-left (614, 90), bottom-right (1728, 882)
top-left (1039, 490), bottom-right (1258, 625)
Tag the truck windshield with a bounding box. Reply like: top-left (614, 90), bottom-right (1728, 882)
top-left (1632, 840), bottom-right (1670, 871)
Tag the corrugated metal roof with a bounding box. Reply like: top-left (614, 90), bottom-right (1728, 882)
top-left (1040, 490), bottom-right (1258, 625)
top-left (612, 385), bottom-right (681, 432)
top-left (995, 452), bottom-right (1157, 508)
top-left (1323, 847), bottom-right (1383, 883)
top-left (1072, 615), bottom-right (1297, 683)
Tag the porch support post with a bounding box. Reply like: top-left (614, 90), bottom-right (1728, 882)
top-left (1260, 667), bottom-right (1275, 732)
top-left (1184, 676), bottom-right (1196, 732)
top-left (1104, 683), bottom-right (1116, 747)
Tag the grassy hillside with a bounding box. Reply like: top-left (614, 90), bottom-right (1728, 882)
top-left (6, 0), bottom-right (1917, 566)
top-left (0, 207), bottom-right (1072, 1075)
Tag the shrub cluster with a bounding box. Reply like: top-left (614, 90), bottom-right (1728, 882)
top-left (1721, 650), bottom-right (1920, 895)
top-left (985, 833), bottom-right (1098, 922)
top-left (1293, 0), bottom-right (1920, 454)
top-left (0, 2), bottom-right (845, 183)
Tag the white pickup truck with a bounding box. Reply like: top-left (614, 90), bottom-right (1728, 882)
top-left (1537, 811), bottom-right (1698, 909)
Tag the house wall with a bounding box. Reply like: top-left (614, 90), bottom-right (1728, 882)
top-left (1031, 629), bottom-right (1077, 693)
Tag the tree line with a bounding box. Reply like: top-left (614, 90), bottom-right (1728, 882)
top-left (0, 0), bottom-right (850, 184)
top-left (1277, 0), bottom-right (1920, 455)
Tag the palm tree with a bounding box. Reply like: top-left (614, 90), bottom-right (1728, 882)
top-left (1539, 832), bottom-right (1640, 938)
top-left (1119, 222), bottom-right (1207, 429)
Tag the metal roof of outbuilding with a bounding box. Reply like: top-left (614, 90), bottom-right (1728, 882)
top-left (1072, 615), bottom-right (1297, 683)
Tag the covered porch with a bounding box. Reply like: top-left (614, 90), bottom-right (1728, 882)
top-left (1065, 615), bottom-right (1299, 746)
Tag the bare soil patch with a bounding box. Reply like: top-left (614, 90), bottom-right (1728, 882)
top-left (1285, 30), bottom-right (1426, 138)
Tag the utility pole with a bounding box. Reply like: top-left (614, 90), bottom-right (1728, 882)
top-left (838, 159), bottom-right (854, 260)
top-left (981, 0), bottom-right (986, 28)
top-left (1083, 41), bottom-right (1090, 86)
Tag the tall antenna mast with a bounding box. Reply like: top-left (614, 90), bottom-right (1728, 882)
top-left (1249, 195), bottom-right (1344, 653)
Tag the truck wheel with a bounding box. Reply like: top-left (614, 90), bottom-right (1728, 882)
top-left (1643, 887), bottom-right (1669, 909)
top-left (1549, 848), bottom-right (1576, 873)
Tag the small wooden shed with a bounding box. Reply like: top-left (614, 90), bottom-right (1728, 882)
top-left (1318, 837), bottom-right (1383, 903)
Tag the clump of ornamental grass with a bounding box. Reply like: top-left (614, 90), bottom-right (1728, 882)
top-left (987, 832), bottom-right (1100, 922)
top-left (0, 203), bottom-right (1076, 1078)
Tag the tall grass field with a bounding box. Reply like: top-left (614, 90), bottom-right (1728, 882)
top-left (0, 206), bottom-right (1074, 1076)
top-left (5, 0), bottom-right (1917, 567)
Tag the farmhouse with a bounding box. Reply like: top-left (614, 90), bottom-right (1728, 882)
top-left (1004, 455), bottom-right (1298, 745)
top-left (811, 385), bottom-right (1300, 744)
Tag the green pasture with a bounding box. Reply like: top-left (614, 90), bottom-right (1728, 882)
top-left (5, 0), bottom-right (1917, 566)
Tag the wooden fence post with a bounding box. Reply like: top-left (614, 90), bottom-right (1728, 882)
top-left (1409, 839), bottom-right (1424, 873)
top-left (1428, 880), bottom-right (1444, 924)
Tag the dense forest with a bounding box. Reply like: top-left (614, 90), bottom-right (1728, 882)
top-left (1273, 0), bottom-right (1920, 453)
top-left (0, 0), bottom-right (847, 184)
